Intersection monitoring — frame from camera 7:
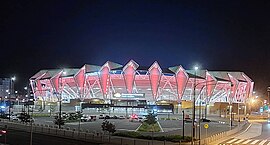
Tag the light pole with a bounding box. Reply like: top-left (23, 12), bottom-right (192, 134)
top-left (229, 104), bottom-right (233, 128)
top-left (191, 66), bottom-right (198, 145)
top-left (267, 87), bottom-right (270, 118)
top-left (6, 90), bottom-right (11, 120)
top-left (58, 71), bottom-right (66, 129)
top-left (182, 110), bottom-right (185, 138)
top-left (58, 92), bottom-right (62, 129)
top-left (9, 76), bottom-right (16, 119)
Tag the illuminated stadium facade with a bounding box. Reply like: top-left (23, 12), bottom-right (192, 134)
top-left (30, 60), bottom-right (254, 114)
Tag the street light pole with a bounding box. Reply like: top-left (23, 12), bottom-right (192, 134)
top-left (8, 91), bottom-right (11, 121)
top-left (182, 110), bottom-right (185, 138)
top-left (8, 76), bottom-right (16, 120)
top-left (198, 92), bottom-right (202, 145)
top-left (191, 66), bottom-right (198, 145)
top-left (229, 104), bottom-right (233, 128)
top-left (267, 87), bottom-right (270, 118)
top-left (58, 93), bottom-right (62, 129)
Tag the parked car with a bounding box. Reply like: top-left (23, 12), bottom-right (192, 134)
top-left (99, 114), bottom-right (110, 119)
top-left (184, 117), bottom-right (197, 123)
top-left (10, 114), bottom-right (20, 121)
top-left (110, 115), bottom-right (118, 119)
top-left (99, 114), bottom-right (105, 119)
top-left (81, 115), bottom-right (97, 122)
top-left (81, 115), bottom-right (91, 122)
top-left (105, 115), bottom-right (110, 119)
top-left (200, 118), bottom-right (211, 122)
top-left (118, 115), bottom-right (125, 119)
top-left (129, 114), bottom-right (145, 122)
top-left (90, 115), bottom-right (97, 121)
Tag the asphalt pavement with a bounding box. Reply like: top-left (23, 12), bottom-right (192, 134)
top-left (216, 121), bottom-right (270, 145)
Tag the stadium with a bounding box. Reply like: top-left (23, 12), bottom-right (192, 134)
top-left (29, 60), bottom-right (253, 115)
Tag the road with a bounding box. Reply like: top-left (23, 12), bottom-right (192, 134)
top-left (0, 127), bottom-right (99, 145)
top-left (218, 121), bottom-right (270, 145)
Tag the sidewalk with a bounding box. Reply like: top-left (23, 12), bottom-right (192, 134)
top-left (209, 122), bottom-right (254, 145)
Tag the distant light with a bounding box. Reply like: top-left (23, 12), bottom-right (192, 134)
top-left (253, 91), bottom-right (256, 94)
top-left (15, 91), bottom-right (18, 94)
top-left (11, 76), bottom-right (16, 81)
top-left (24, 87), bottom-right (27, 90)
top-left (194, 66), bottom-right (199, 70)
top-left (255, 96), bottom-right (259, 98)
top-left (63, 71), bottom-right (67, 75)
top-left (4, 96), bottom-right (7, 99)
top-left (114, 93), bottom-right (121, 97)
top-left (0, 106), bottom-right (5, 109)
top-left (5, 90), bottom-right (9, 93)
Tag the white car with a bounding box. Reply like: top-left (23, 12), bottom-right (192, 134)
top-left (118, 115), bottom-right (125, 119)
top-left (10, 114), bottom-right (20, 121)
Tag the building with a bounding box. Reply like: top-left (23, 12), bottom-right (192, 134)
top-left (29, 60), bottom-right (254, 115)
top-left (0, 78), bottom-right (11, 99)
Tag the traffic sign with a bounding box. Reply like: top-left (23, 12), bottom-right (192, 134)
top-left (204, 123), bottom-right (209, 129)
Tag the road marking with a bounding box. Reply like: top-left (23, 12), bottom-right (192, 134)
top-left (135, 123), bottom-right (142, 132)
top-left (242, 139), bottom-right (252, 144)
top-left (157, 121), bottom-right (164, 132)
top-left (235, 139), bottom-right (245, 144)
top-left (250, 140), bottom-right (260, 144)
top-left (226, 138), bottom-right (238, 144)
top-left (117, 129), bottom-right (135, 131)
top-left (235, 123), bottom-right (252, 137)
top-left (258, 140), bottom-right (267, 145)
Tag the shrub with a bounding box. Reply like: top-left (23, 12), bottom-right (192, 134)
top-left (138, 122), bottom-right (161, 132)
top-left (145, 113), bottom-right (157, 125)
top-left (101, 119), bottom-right (116, 134)
top-left (53, 115), bottom-right (65, 126)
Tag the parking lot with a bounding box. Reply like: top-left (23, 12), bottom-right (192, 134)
top-left (34, 116), bottom-right (142, 132)
top-left (31, 113), bottom-right (233, 139)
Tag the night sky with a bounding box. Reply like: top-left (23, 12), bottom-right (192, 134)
top-left (1, 0), bottom-right (270, 96)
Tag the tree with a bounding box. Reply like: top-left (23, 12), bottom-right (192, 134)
top-left (101, 119), bottom-right (116, 134)
top-left (145, 112), bottom-right (157, 125)
top-left (53, 115), bottom-right (65, 126)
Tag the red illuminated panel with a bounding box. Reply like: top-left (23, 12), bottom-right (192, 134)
top-left (50, 71), bottom-right (63, 93)
top-left (206, 72), bottom-right (217, 97)
top-left (36, 79), bottom-right (43, 96)
top-left (236, 83), bottom-right (245, 101)
top-left (148, 61), bottom-right (162, 100)
top-left (74, 65), bottom-right (86, 96)
top-left (228, 74), bottom-right (239, 101)
top-left (242, 73), bottom-right (252, 99)
top-left (99, 64), bottom-right (110, 98)
top-left (175, 66), bottom-right (188, 102)
top-left (123, 60), bottom-right (139, 93)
